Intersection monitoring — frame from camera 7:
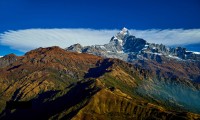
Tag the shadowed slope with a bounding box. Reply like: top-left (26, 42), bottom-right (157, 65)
top-left (0, 46), bottom-right (200, 120)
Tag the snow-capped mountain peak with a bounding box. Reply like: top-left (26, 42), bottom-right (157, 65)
top-left (116, 27), bottom-right (130, 40)
top-left (66, 28), bottom-right (200, 61)
top-left (120, 27), bottom-right (129, 35)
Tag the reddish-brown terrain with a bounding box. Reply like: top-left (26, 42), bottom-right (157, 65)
top-left (0, 46), bottom-right (200, 120)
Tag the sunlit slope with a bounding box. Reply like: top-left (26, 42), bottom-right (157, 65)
top-left (0, 46), bottom-right (200, 119)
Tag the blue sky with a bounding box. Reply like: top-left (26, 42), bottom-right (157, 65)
top-left (0, 0), bottom-right (200, 56)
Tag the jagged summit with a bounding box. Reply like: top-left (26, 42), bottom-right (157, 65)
top-left (67, 28), bottom-right (200, 61)
top-left (66, 28), bottom-right (200, 83)
top-left (115, 27), bottom-right (130, 40)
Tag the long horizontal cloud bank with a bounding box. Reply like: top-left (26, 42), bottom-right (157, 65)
top-left (131, 29), bottom-right (200, 46)
top-left (0, 28), bottom-right (200, 52)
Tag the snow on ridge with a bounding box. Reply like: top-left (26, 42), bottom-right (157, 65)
top-left (186, 51), bottom-right (200, 55)
top-left (144, 51), bottom-right (163, 56)
top-left (117, 51), bottom-right (124, 53)
top-left (168, 55), bottom-right (182, 60)
top-left (118, 39), bottom-right (123, 46)
top-left (99, 45), bottom-right (106, 49)
top-left (193, 52), bottom-right (200, 55)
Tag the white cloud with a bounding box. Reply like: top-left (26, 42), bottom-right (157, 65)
top-left (0, 28), bottom-right (200, 52)
top-left (130, 29), bottom-right (200, 46)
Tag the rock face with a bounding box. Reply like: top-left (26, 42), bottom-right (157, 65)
top-left (0, 54), bottom-right (18, 68)
top-left (67, 28), bottom-right (200, 61)
top-left (0, 47), bottom-right (200, 119)
top-left (66, 28), bottom-right (200, 82)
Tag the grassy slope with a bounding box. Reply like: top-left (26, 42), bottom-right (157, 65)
top-left (0, 47), bottom-right (200, 119)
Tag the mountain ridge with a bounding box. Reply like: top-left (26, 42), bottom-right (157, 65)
top-left (67, 27), bottom-right (200, 61)
top-left (0, 46), bottom-right (200, 119)
top-left (66, 28), bottom-right (200, 82)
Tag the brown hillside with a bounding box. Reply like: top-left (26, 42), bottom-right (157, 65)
top-left (0, 46), bottom-right (200, 120)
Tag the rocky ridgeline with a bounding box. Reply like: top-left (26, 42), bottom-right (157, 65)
top-left (0, 54), bottom-right (18, 68)
top-left (1, 46), bottom-right (200, 119)
top-left (66, 27), bottom-right (200, 62)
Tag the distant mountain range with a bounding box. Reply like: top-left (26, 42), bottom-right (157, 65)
top-left (0, 29), bottom-right (200, 119)
top-left (67, 27), bottom-right (200, 83)
top-left (67, 27), bottom-right (200, 61)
